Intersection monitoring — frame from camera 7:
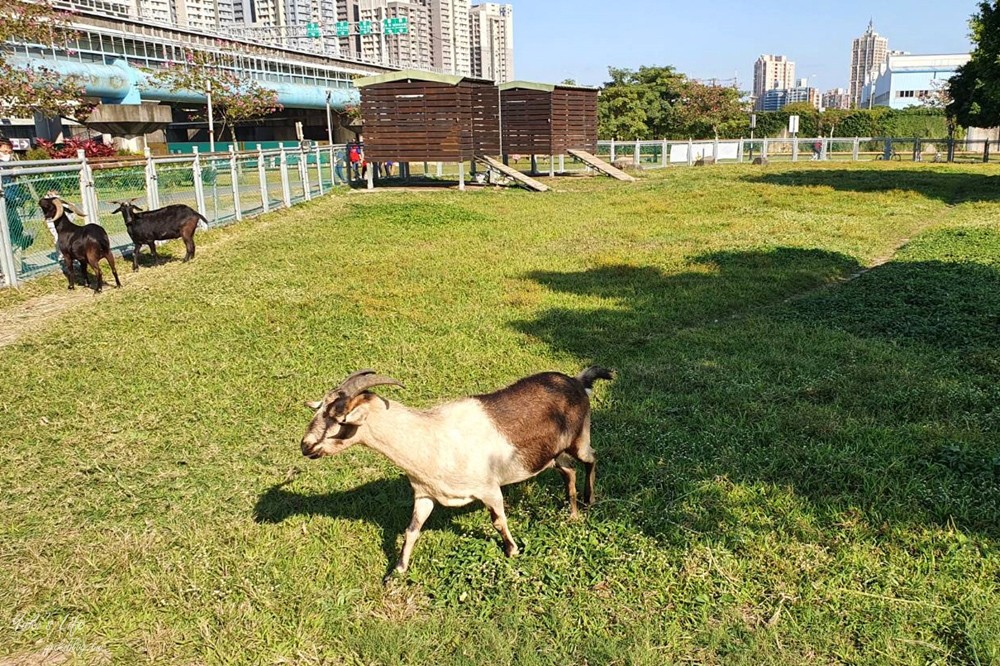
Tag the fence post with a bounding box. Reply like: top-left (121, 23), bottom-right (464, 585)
top-left (820, 138), bottom-right (828, 161)
top-left (257, 145), bottom-right (270, 213)
top-left (792, 138), bottom-right (799, 162)
top-left (300, 144), bottom-right (311, 200)
top-left (229, 146), bottom-right (242, 221)
top-left (315, 146), bottom-right (324, 196)
top-left (762, 138), bottom-right (769, 160)
top-left (737, 138), bottom-right (744, 163)
top-left (77, 150), bottom-right (96, 220)
top-left (852, 137), bottom-right (860, 161)
top-left (633, 140), bottom-right (640, 167)
top-left (610, 138), bottom-right (616, 163)
top-left (144, 147), bottom-right (160, 209)
top-left (662, 139), bottom-right (668, 167)
top-left (687, 139), bottom-right (694, 166)
top-left (558, 154), bottom-right (564, 173)
top-left (192, 147), bottom-right (207, 221)
top-left (713, 136), bottom-right (720, 162)
top-left (0, 175), bottom-right (18, 288)
top-left (279, 146), bottom-right (291, 208)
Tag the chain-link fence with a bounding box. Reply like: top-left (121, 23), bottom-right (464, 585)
top-left (0, 144), bottom-right (347, 288)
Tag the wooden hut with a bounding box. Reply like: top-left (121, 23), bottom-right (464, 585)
top-left (355, 70), bottom-right (500, 174)
top-left (499, 81), bottom-right (599, 159)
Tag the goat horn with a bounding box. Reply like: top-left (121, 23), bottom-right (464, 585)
top-left (64, 201), bottom-right (86, 217)
top-left (339, 370), bottom-right (404, 398)
top-left (52, 198), bottom-right (64, 220)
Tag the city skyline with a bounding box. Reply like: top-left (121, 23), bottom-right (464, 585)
top-left (511, 1), bottom-right (977, 92)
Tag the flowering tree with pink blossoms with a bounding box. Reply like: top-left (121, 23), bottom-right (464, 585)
top-left (152, 48), bottom-right (282, 144)
top-left (0, 0), bottom-right (94, 122)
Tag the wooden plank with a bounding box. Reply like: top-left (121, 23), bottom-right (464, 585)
top-left (476, 155), bottom-right (550, 192)
top-left (566, 149), bottom-right (636, 181)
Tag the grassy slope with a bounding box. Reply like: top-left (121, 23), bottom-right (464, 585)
top-left (1, 163), bottom-right (999, 664)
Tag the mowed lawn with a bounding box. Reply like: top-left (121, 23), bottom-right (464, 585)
top-left (1, 163), bottom-right (999, 665)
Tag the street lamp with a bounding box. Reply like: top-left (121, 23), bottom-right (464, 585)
top-left (325, 90), bottom-right (334, 146)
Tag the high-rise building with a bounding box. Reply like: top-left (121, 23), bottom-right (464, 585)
top-left (351, 0), bottom-right (430, 67)
top-left (822, 88), bottom-right (851, 110)
top-left (753, 55), bottom-right (795, 111)
top-left (173, 0), bottom-right (246, 30)
top-left (429, 0), bottom-right (471, 75)
top-left (849, 20), bottom-right (889, 108)
top-left (470, 2), bottom-right (513, 82)
top-left (786, 78), bottom-right (820, 109)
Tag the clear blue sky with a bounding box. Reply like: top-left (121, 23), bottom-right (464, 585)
top-left (511, 0), bottom-right (979, 92)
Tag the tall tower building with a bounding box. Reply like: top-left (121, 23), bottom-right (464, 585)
top-left (470, 2), bottom-right (513, 82)
top-left (753, 55), bottom-right (795, 110)
top-left (429, 0), bottom-right (471, 75)
top-left (850, 20), bottom-right (889, 108)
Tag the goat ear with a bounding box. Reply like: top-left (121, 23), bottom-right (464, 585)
top-left (304, 400), bottom-right (322, 410)
top-left (341, 402), bottom-right (369, 426)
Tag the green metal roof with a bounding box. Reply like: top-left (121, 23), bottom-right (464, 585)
top-left (354, 69), bottom-right (467, 88)
top-left (499, 80), bottom-right (599, 92)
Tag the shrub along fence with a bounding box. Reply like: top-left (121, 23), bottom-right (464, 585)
top-left (0, 144), bottom-right (349, 288)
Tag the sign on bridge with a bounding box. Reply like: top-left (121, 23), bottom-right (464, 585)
top-left (383, 17), bottom-right (409, 35)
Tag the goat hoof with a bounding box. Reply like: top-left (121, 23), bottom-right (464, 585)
top-left (504, 543), bottom-right (520, 558)
top-left (383, 566), bottom-right (406, 585)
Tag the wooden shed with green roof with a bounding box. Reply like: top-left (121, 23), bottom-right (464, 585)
top-left (499, 81), bottom-right (599, 158)
top-left (355, 70), bottom-right (500, 165)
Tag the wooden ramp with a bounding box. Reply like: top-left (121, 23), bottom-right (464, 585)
top-left (476, 155), bottom-right (550, 192)
top-left (567, 149), bottom-right (637, 181)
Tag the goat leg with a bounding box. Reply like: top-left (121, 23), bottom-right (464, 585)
top-left (555, 454), bottom-right (580, 519)
top-left (386, 496), bottom-right (435, 583)
top-left (482, 490), bottom-right (519, 557)
top-left (132, 243), bottom-right (141, 272)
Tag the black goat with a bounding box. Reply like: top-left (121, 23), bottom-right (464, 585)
top-left (39, 195), bottom-right (121, 293)
top-left (110, 201), bottom-right (206, 272)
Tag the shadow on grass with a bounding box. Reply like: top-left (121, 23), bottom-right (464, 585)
top-left (516, 243), bottom-right (1000, 541)
top-left (749, 168), bottom-right (1000, 205)
top-left (255, 477), bottom-right (481, 571)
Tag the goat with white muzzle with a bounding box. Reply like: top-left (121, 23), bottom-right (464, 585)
top-left (39, 194), bottom-right (121, 293)
top-left (300, 366), bottom-right (613, 581)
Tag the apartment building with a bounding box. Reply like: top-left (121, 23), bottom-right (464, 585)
top-left (470, 2), bottom-right (513, 82)
top-left (753, 55), bottom-right (795, 110)
top-left (849, 20), bottom-right (889, 108)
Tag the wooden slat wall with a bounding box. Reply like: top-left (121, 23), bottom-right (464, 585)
top-left (501, 87), bottom-right (599, 156)
top-left (360, 80), bottom-right (500, 163)
top-left (501, 89), bottom-right (553, 155)
top-left (551, 88), bottom-right (598, 154)
top-left (470, 82), bottom-right (501, 156)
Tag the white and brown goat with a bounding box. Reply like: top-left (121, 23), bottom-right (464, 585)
top-left (300, 367), bottom-right (613, 580)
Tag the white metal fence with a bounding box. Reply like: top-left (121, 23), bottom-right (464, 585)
top-left (0, 144), bottom-right (350, 288)
top-left (593, 137), bottom-right (1000, 168)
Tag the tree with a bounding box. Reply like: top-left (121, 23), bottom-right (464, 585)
top-left (0, 0), bottom-right (93, 123)
top-left (597, 65), bottom-right (746, 140)
top-left (152, 49), bottom-right (282, 144)
top-left (948, 1), bottom-right (1000, 128)
top-left (672, 80), bottom-right (746, 138)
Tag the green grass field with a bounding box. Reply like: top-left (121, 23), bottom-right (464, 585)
top-left (2, 162), bottom-right (999, 665)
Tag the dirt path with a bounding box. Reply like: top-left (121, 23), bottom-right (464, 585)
top-left (0, 289), bottom-right (99, 348)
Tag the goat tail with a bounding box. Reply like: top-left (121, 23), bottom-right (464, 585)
top-left (577, 366), bottom-right (614, 390)
top-left (196, 213), bottom-right (210, 231)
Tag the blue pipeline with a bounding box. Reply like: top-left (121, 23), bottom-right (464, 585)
top-left (10, 56), bottom-right (359, 110)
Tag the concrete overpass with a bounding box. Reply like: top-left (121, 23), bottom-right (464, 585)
top-left (8, 7), bottom-right (396, 142)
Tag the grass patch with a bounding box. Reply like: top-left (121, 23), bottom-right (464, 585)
top-left (1, 162), bottom-right (999, 664)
